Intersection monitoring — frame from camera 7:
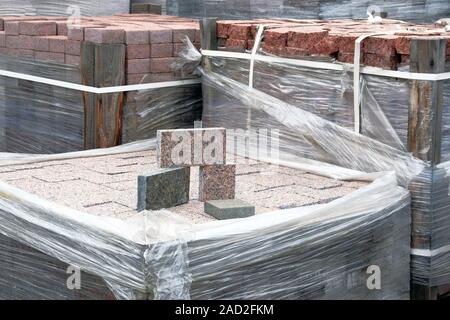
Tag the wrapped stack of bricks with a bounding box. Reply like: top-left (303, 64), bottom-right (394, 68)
top-left (0, 13), bottom-right (203, 154)
top-left (0, 13), bottom-right (200, 84)
top-left (217, 19), bottom-right (450, 70)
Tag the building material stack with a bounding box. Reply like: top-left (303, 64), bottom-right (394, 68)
top-left (0, 13), bottom-right (202, 153)
top-left (197, 18), bottom-right (450, 299)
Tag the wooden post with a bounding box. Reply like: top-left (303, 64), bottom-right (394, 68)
top-left (200, 18), bottom-right (218, 128)
top-left (408, 38), bottom-right (447, 300)
top-left (81, 42), bottom-right (126, 149)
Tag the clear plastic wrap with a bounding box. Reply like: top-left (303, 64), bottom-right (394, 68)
top-left (188, 39), bottom-right (450, 289)
top-left (0, 0), bottom-right (130, 16)
top-left (0, 137), bottom-right (411, 299)
top-left (165, 0), bottom-right (450, 23)
top-left (0, 53), bottom-right (202, 154)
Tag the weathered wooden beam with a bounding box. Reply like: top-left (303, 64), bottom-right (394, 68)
top-left (408, 38), bottom-right (446, 164)
top-left (81, 42), bottom-right (126, 149)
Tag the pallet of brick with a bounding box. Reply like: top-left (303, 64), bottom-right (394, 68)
top-left (0, 14), bottom-right (202, 153)
top-left (165, 0), bottom-right (450, 23)
top-left (197, 18), bottom-right (450, 299)
top-left (0, 0), bottom-right (130, 16)
top-left (0, 138), bottom-right (411, 299)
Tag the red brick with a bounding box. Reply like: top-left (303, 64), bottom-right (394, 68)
top-left (5, 21), bottom-right (19, 35)
top-left (65, 40), bottom-right (81, 55)
top-left (19, 21), bottom-right (57, 36)
top-left (395, 36), bottom-right (411, 55)
top-left (33, 36), bottom-right (49, 51)
top-left (127, 58), bottom-right (151, 74)
top-left (264, 28), bottom-right (289, 47)
top-left (18, 49), bottom-right (34, 59)
top-left (149, 27), bottom-right (172, 43)
top-left (0, 19), bottom-right (3, 32)
top-left (151, 43), bottom-right (173, 57)
top-left (171, 26), bottom-right (196, 43)
top-left (124, 28), bottom-right (149, 44)
top-left (85, 27), bottom-right (125, 44)
top-left (35, 51), bottom-right (65, 63)
top-left (228, 24), bottom-right (251, 40)
top-left (67, 27), bottom-right (83, 40)
top-left (261, 43), bottom-right (287, 56)
top-left (363, 53), bottom-right (398, 70)
top-left (148, 72), bottom-right (175, 82)
top-left (57, 21), bottom-right (68, 36)
top-left (48, 36), bottom-right (66, 53)
top-left (5, 36), bottom-right (19, 48)
top-left (363, 35), bottom-right (396, 56)
top-left (151, 57), bottom-right (175, 73)
top-left (126, 73), bottom-right (150, 85)
top-left (287, 28), bottom-right (328, 51)
top-left (285, 47), bottom-right (308, 57)
top-left (195, 29), bottom-right (201, 43)
top-left (226, 38), bottom-right (247, 51)
top-left (65, 54), bottom-right (81, 65)
top-left (173, 43), bottom-right (185, 56)
top-left (126, 44), bottom-right (151, 59)
top-left (0, 32), bottom-right (5, 47)
top-left (18, 35), bottom-right (34, 50)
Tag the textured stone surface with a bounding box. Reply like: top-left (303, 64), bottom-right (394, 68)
top-left (0, 151), bottom-right (368, 222)
top-left (199, 165), bottom-right (236, 201)
top-left (137, 167), bottom-right (190, 211)
top-left (205, 199), bottom-right (255, 220)
top-left (157, 128), bottom-right (226, 168)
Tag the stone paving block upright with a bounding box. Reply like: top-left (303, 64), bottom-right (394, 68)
top-left (137, 167), bottom-right (190, 211)
top-left (199, 164), bottom-right (236, 201)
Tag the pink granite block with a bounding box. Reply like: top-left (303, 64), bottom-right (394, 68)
top-left (67, 27), bottom-right (83, 40)
top-left (5, 36), bottom-right (19, 48)
top-left (148, 72), bottom-right (175, 82)
top-left (148, 27), bottom-right (172, 43)
top-left (5, 21), bottom-right (19, 35)
top-left (48, 36), bottom-right (66, 53)
top-left (127, 58), bottom-right (151, 74)
top-left (65, 54), bottom-right (81, 65)
top-left (18, 35), bottom-right (34, 50)
top-left (157, 128), bottom-right (226, 167)
top-left (65, 40), bottom-right (81, 55)
top-left (171, 26), bottom-right (196, 43)
top-left (124, 28), bottom-right (149, 44)
top-left (0, 19), bottom-right (3, 32)
top-left (57, 21), bottom-right (68, 36)
top-left (150, 43), bottom-right (173, 58)
top-left (126, 44), bottom-right (150, 59)
top-left (19, 21), bottom-right (57, 36)
top-left (0, 32), bottom-right (5, 47)
top-left (35, 51), bottom-right (65, 63)
top-left (195, 29), bottom-right (201, 43)
top-left (173, 42), bottom-right (185, 56)
top-left (199, 165), bottom-right (236, 201)
top-left (150, 57), bottom-right (176, 73)
top-left (85, 27), bottom-right (125, 44)
top-left (33, 36), bottom-right (50, 51)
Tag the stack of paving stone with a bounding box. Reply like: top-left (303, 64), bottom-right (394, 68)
top-left (139, 128), bottom-right (254, 219)
top-left (217, 19), bottom-right (450, 70)
top-left (0, 14), bottom-right (201, 83)
top-left (0, 14), bottom-right (202, 154)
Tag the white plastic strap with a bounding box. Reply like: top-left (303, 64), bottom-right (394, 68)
top-left (249, 25), bottom-right (265, 88)
top-left (353, 32), bottom-right (395, 133)
top-left (412, 244), bottom-right (450, 257)
top-left (0, 69), bottom-right (201, 93)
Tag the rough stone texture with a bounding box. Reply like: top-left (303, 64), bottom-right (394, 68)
top-left (0, 150), bottom-right (368, 223)
top-left (199, 165), bottom-right (236, 201)
top-left (219, 19), bottom-right (450, 70)
top-left (157, 128), bottom-right (226, 168)
top-left (137, 167), bottom-right (190, 211)
top-left (205, 199), bottom-right (255, 220)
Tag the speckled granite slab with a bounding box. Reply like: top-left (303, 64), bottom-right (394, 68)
top-left (199, 165), bottom-right (236, 201)
top-left (157, 128), bottom-right (226, 167)
top-left (137, 167), bottom-right (190, 211)
top-left (0, 150), bottom-right (369, 224)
